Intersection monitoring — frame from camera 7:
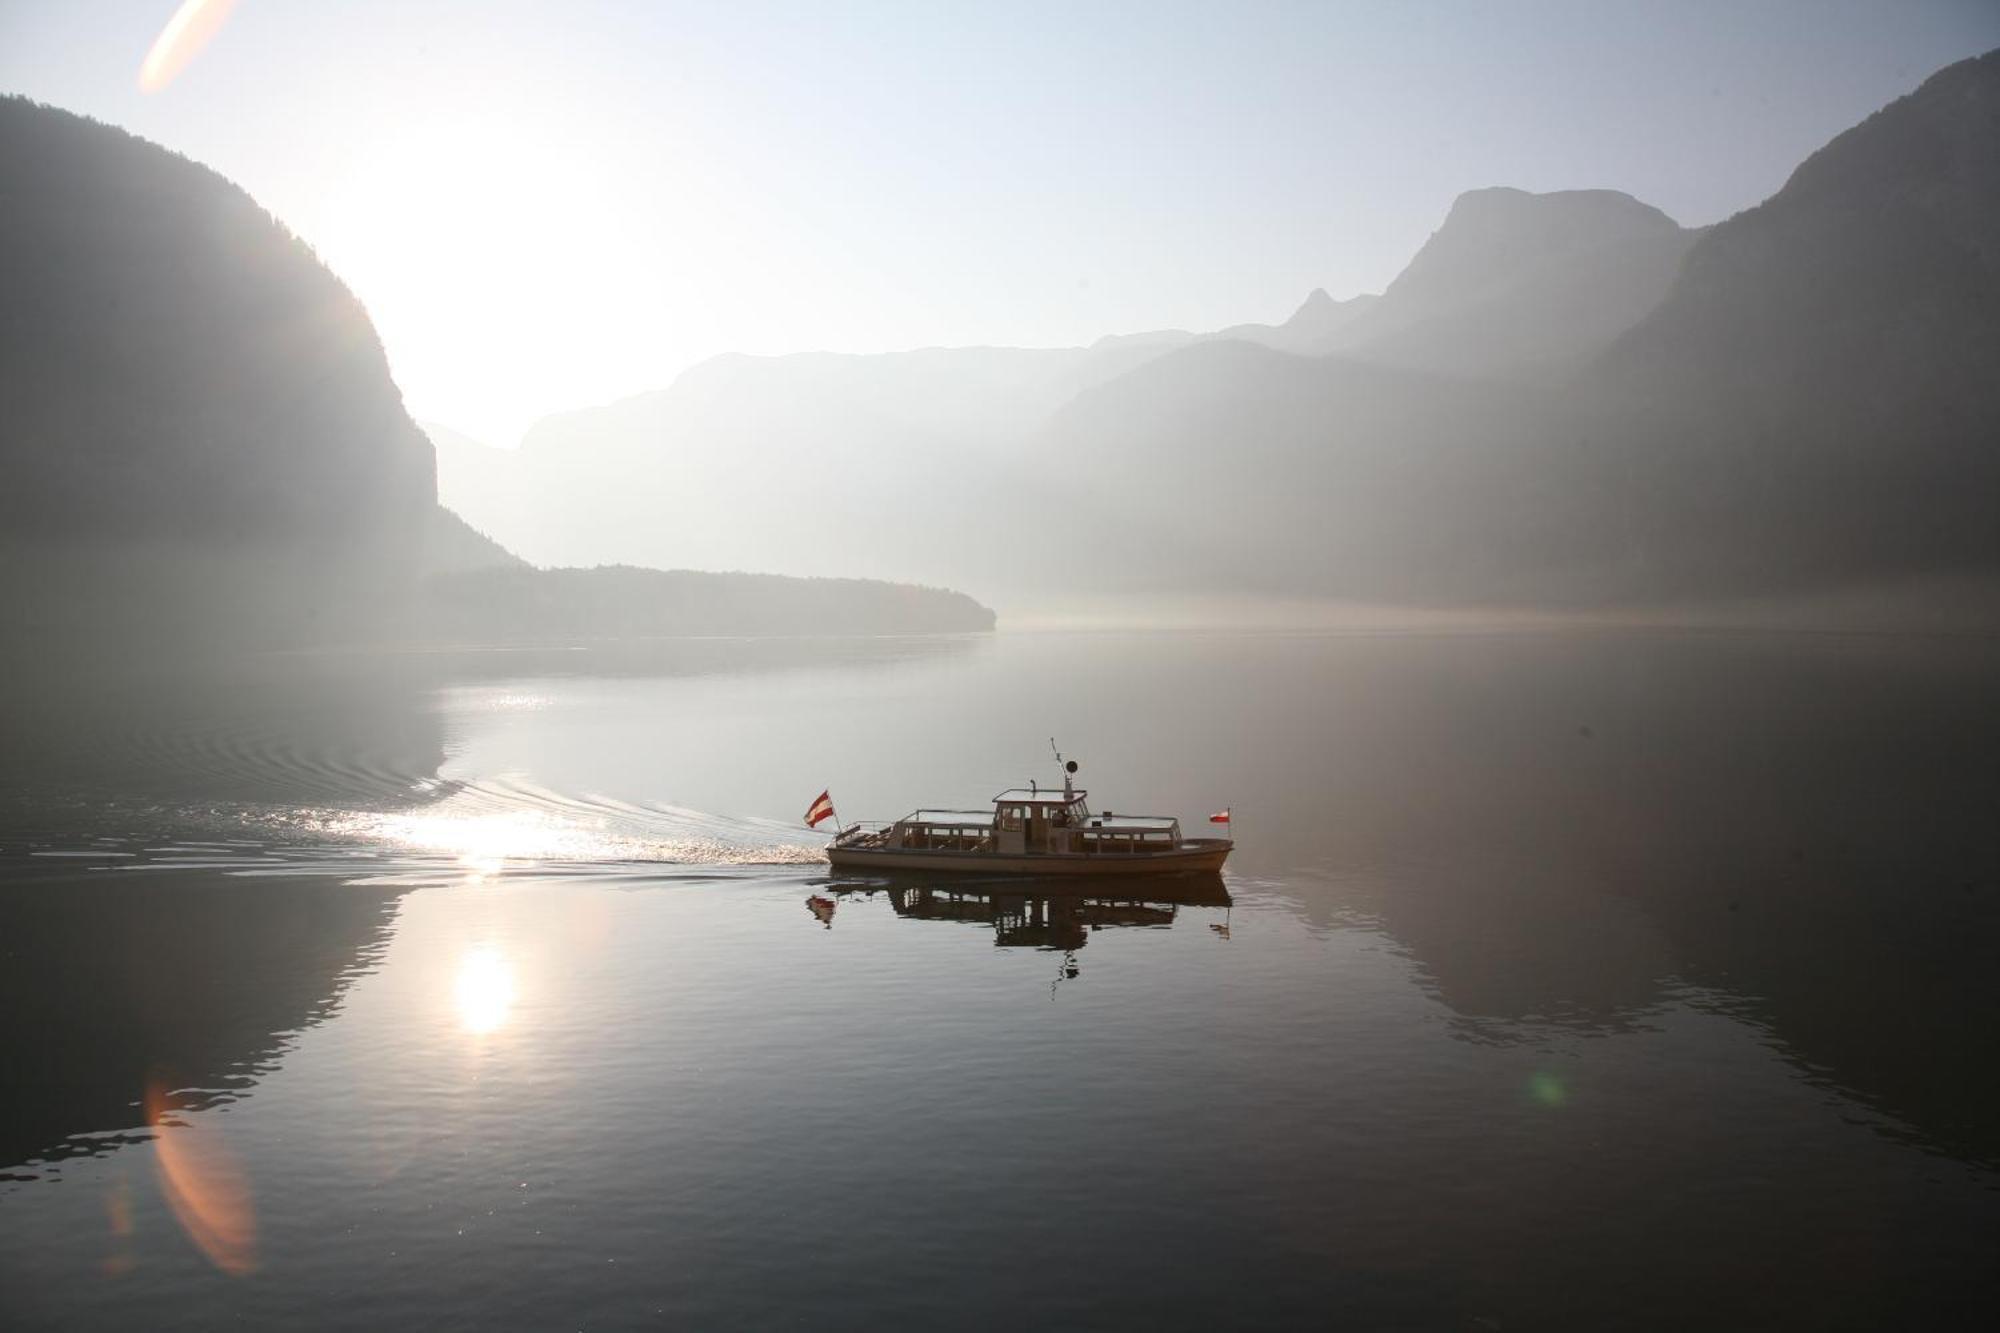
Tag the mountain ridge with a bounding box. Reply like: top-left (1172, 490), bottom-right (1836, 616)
top-left (432, 176), bottom-right (1711, 604)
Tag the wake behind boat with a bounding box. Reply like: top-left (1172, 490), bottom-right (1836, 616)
top-left (811, 748), bottom-right (1233, 877)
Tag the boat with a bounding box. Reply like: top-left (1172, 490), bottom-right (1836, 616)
top-left (823, 748), bottom-right (1232, 877)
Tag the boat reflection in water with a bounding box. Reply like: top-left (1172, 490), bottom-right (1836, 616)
top-left (817, 871), bottom-right (1231, 978)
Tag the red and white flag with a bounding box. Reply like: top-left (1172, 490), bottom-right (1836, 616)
top-left (804, 790), bottom-right (836, 828)
top-left (1209, 809), bottom-right (1232, 824)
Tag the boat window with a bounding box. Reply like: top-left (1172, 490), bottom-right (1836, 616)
top-left (999, 806), bottom-right (1023, 832)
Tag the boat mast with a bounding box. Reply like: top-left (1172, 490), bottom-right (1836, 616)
top-left (1051, 737), bottom-right (1077, 801)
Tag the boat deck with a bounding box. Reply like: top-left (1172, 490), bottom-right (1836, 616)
top-left (821, 765), bottom-right (1232, 878)
top-left (828, 827), bottom-right (1232, 877)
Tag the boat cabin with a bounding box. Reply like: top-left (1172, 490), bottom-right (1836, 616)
top-left (881, 787), bottom-right (1186, 857)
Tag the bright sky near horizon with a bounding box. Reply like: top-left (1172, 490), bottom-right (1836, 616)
top-left (4, 1), bottom-right (1997, 445)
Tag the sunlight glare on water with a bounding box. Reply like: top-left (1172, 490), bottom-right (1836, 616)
top-left (375, 809), bottom-right (611, 873)
top-left (301, 802), bottom-right (826, 870)
top-left (453, 945), bottom-right (515, 1036)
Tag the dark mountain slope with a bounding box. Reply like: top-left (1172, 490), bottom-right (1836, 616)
top-left (1588, 47), bottom-right (2000, 592)
top-left (0, 99), bottom-right (437, 544)
top-left (0, 96), bottom-right (435, 648)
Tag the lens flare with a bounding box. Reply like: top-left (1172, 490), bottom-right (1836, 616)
top-left (455, 945), bottom-right (516, 1035)
top-left (145, 1082), bottom-right (257, 1275)
top-left (99, 1179), bottom-right (138, 1278)
top-left (138, 0), bottom-right (241, 93)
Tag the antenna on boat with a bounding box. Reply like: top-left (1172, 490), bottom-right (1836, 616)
top-left (1051, 738), bottom-right (1078, 800)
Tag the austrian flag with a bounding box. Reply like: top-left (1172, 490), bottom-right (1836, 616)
top-left (804, 790), bottom-right (837, 828)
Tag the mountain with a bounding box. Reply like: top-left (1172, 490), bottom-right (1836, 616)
top-left (1036, 342), bottom-right (1588, 603)
top-left (435, 186), bottom-right (1698, 606)
top-left (1095, 287), bottom-right (1381, 357)
top-left (1331, 187), bottom-right (1698, 380)
top-left (420, 52), bottom-right (2000, 615)
top-left (0, 97), bottom-right (993, 649)
top-left (1584, 48), bottom-right (2000, 594)
top-left (439, 342), bottom-right (1180, 591)
top-left (420, 506), bottom-right (530, 576)
top-left (0, 94), bottom-right (436, 649)
top-left (1044, 51), bottom-right (2000, 607)
top-left (1264, 287), bottom-right (1379, 352)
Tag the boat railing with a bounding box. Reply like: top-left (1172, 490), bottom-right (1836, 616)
top-left (889, 811), bottom-right (996, 853)
top-left (1082, 813), bottom-right (1181, 830)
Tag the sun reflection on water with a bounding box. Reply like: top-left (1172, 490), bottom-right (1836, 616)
top-left (377, 810), bottom-right (610, 872)
top-left (454, 946), bottom-right (516, 1035)
top-left (298, 803), bottom-right (826, 869)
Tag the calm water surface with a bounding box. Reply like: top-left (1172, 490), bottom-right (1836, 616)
top-left (2, 630), bottom-right (1996, 1330)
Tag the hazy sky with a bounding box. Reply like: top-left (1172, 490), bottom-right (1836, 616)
top-left (4, 1), bottom-right (1996, 443)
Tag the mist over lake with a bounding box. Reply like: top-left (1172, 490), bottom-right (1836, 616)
top-left (5, 5), bottom-right (2000, 1329)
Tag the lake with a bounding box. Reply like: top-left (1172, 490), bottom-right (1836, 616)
top-left (2, 628), bottom-right (1996, 1330)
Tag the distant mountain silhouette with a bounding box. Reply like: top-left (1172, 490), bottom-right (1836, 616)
top-left (1066, 53), bottom-right (1998, 606)
top-left (23, 46), bottom-right (1987, 628)
top-left (1268, 287), bottom-right (1379, 352)
top-left (435, 52), bottom-right (2000, 617)
top-left (430, 193), bottom-right (1702, 607)
top-left (1331, 187), bottom-right (1697, 380)
top-left (434, 347), bottom-right (1164, 592)
top-left (0, 97), bottom-right (992, 648)
top-left (1040, 343), bottom-right (1580, 602)
top-left (1093, 287), bottom-right (1382, 358)
top-left (1089, 190), bottom-right (1690, 379)
top-left (1052, 53), bottom-right (2000, 606)
top-left (1040, 53), bottom-right (1997, 606)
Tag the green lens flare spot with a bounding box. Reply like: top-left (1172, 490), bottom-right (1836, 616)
top-left (1529, 1071), bottom-right (1568, 1108)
